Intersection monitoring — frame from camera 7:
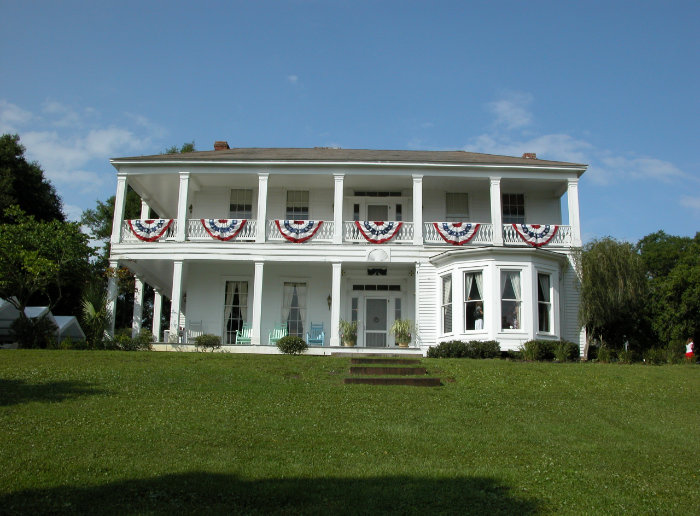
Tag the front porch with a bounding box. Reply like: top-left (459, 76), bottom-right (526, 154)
top-left (151, 342), bottom-right (424, 356)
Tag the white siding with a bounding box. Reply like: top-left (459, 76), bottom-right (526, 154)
top-left (416, 261), bottom-right (438, 347)
top-left (560, 255), bottom-right (584, 353)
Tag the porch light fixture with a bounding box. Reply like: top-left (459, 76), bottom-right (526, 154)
top-left (327, 294), bottom-right (332, 310)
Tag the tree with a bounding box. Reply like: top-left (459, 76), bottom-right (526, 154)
top-left (0, 207), bottom-right (94, 347)
top-left (575, 237), bottom-right (648, 351)
top-left (0, 134), bottom-right (64, 223)
top-left (164, 141), bottom-right (196, 154)
top-left (637, 231), bottom-right (700, 345)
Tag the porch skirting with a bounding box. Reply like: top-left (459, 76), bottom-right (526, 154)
top-left (152, 342), bottom-right (425, 356)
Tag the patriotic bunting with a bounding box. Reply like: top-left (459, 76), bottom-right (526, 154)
top-left (512, 224), bottom-right (558, 247)
top-left (433, 222), bottom-right (480, 245)
top-left (355, 221), bottom-right (403, 244)
top-left (275, 220), bottom-right (323, 243)
top-left (201, 219), bottom-right (246, 241)
top-left (127, 219), bottom-right (173, 242)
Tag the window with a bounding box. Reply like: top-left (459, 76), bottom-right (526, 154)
top-left (283, 282), bottom-right (306, 337)
top-left (224, 281), bottom-right (248, 344)
top-left (501, 271), bottom-right (521, 330)
top-left (441, 275), bottom-right (452, 333)
top-left (502, 193), bottom-right (525, 224)
top-left (351, 297), bottom-right (359, 323)
top-left (229, 189), bottom-right (253, 219)
top-left (446, 193), bottom-right (469, 221)
top-left (538, 273), bottom-right (551, 333)
top-left (286, 191), bottom-right (309, 219)
top-left (395, 204), bottom-right (402, 221)
top-left (394, 298), bottom-right (402, 323)
top-left (464, 271), bottom-right (484, 331)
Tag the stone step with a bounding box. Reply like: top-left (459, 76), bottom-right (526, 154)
top-left (350, 358), bottom-right (422, 365)
top-left (344, 377), bottom-right (442, 387)
top-left (349, 366), bottom-right (427, 376)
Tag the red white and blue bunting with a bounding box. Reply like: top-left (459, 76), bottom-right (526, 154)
top-left (127, 219), bottom-right (173, 242)
top-left (275, 220), bottom-right (323, 243)
top-left (433, 222), bottom-right (480, 246)
top-left (512, 224), bottom-right (558, 247)
top-left (200, 219), bottom-right (246, 241)
top-left (355, 221), bottom-right (403, 244)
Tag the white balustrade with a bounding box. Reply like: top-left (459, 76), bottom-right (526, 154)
top-left (423, 222), bottom-right (493, 245)
top-left (121, 220), bottom-right (177, 242)
top-left (266, 220), bottom-right (334, 242)
top-left (502, 224), bottom-right (572, 247)
top-left (187, 219), bottom-right (257, 241)
top-left (344, 221), bottom-right (414, 243)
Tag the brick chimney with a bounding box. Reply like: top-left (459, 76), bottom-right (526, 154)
top-left (214, 141), bottom-right (230, 151)
top-left (522, 152), bottom-right (537, 159)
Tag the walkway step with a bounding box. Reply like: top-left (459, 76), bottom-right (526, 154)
top-left (344, 377), bottom-right (442, 387)
top-left (349, 366), bottom-right (427, 375)
top-left (350, 358), bottom-right (422, 365)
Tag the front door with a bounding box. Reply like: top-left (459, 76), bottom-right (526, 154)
top-left (367, 205), bottom-right (389, 221)
top-left (365, 297), bottom-right (388, 347)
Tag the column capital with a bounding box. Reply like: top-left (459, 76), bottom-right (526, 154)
top-left (179, 171), bottom-right (191, 179)
top-left (258, 172), bottom-right (269, 180)
top-left (412, 173), bottom-right (423, 182)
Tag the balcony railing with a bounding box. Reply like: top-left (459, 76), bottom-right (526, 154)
top-left (119, 219), bottom-right (573, 247)
top-left (344, 221), bottom-right (414, 243)
top-left (424, 222), bottom-right (493, 245)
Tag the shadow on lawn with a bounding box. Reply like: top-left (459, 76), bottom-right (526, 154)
top-left (0, 379), bottom-right (107, 406)
top-left (0, 472), bottom-right (541, 515)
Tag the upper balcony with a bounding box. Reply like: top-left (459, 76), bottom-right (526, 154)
top-left (119, 218), bottom-right (574, 247)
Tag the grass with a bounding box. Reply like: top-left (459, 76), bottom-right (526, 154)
top-left (0, 351), bottom-right (698, 515)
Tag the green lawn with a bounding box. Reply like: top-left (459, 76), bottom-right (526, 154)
top-left (1, 351), bottom-right (698, 515)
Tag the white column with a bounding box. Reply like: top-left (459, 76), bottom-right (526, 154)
top-left (140, 199), bottom-right (150, 219)
top-left (251, 262), bottom-right (264, 345)
top-left (567, 179), bottom-right (582, 247)
top-left (169, 261), bottom-right (184, 342)
top-left (333, 173), bottom-right (344, 244)
top-left (490, 178), bottom-right (503, 246)
top-left (106, 260), bottom-right (119, 337)
top-left (152, 289), bottom-right (162, 341)
top-left (110, 174), bottom-right (128, 244)
top-left (256, 173), bottom-right (269, 243)
top-left (330, 263), bottom-right (342, 346)
top-left (414, 263), bottom-right (421, 347)
top-left (176, 172), bottom-right (190, 242)
top-left (132, 276), bottom-right (144, 338)
top-left (412, 174), bottom-right (423, 245)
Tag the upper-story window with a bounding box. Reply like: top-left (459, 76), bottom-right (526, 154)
top-left (502, 193), bottom-right (525, 224)
top-left (446, 193), bottom-right (469, 221)
top-left (229, 189), bottom-right (253, 219)
top-left (286, 190), bottom-right (309, 219)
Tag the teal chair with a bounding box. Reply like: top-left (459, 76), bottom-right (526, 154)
top-left (306, 323), bottom-right (325, 346)
top-left (268, 324), bottom-right (288, 345)
top-left (235, 323), bottom-right (252, 345)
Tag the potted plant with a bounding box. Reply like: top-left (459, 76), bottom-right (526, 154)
top-left (339, 319), bottom-right (357, 347)
top-left (390, 319), bottom-right (413, 348)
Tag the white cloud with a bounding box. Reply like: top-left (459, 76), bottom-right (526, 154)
top-left (63, 204), bottom-right (85, 222)
top-left (41, 100), bottom-right (82, 127)
top-left (487, 91), bottom-right (533, 130)
top-left (287, 74), bottom-right (299, 84)
top-left (469, 92), bottom-right (688, 186)
top-left (680, 196), bottom-right (700, 212)
top-left (0, 100), bottom-right (34, 132)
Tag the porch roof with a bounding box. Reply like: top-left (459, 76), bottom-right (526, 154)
top-left (112, 147), bottom-right (587, 169)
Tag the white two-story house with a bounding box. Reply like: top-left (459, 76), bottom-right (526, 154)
top-left (108, 144), bottom-right (586, 355)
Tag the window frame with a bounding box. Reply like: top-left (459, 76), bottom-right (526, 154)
top-left (500, 269), bottom-right (522, 331)
top-left (502, 193), bottom-right (525, 224)
top-left (286, 190), bottom-right (310, 220)
top-left (537, 272), bottom-right (552, 334)
top-left (464, 270), bottom-right (485, 332)
top-left (229, 189), bottom-right (253, 219)
top-left (446, 192), bottom-right (470, 222)
top-left (441, 274), bottom-right (453, 334)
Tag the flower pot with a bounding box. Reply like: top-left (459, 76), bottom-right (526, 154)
top-left (398, 342), bottom-right (409, 348)
top-left (343, 340), bottom-right (356, 347)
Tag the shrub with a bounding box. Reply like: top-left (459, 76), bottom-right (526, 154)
top-left (643, 347), bottom-right (667, 365)
top-left (276, 335), bottom-right (308, 355)
top-left (596, 346), bottom-right (615, 363)
top-left (554, 340), bottom-right (580, 362)
top-left (112, 328), bottom-right (154, 351)
top-left (10, 315), bottom-right (58, 349)
top-left (194, 334), bottom-right (222, 352)
top-left (666, 339), bottom-right (686, 365)
top-left (520, 340), bottom-right (555, 361)
top-left (427, 340), bottom-right (500, 359)
top-left (56, 337), bottom-right (88, 350)
top-left (617, 349), bottom-right (637, 364)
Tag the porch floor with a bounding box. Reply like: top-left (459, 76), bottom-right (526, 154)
top-left (152, 342), bottom-right (425, 356)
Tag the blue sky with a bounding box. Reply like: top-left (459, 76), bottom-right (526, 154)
top-left (1, 0), bottom-right (698, 242)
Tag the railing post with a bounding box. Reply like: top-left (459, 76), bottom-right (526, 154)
top-left (490, 178), bottom-right (503, 246)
